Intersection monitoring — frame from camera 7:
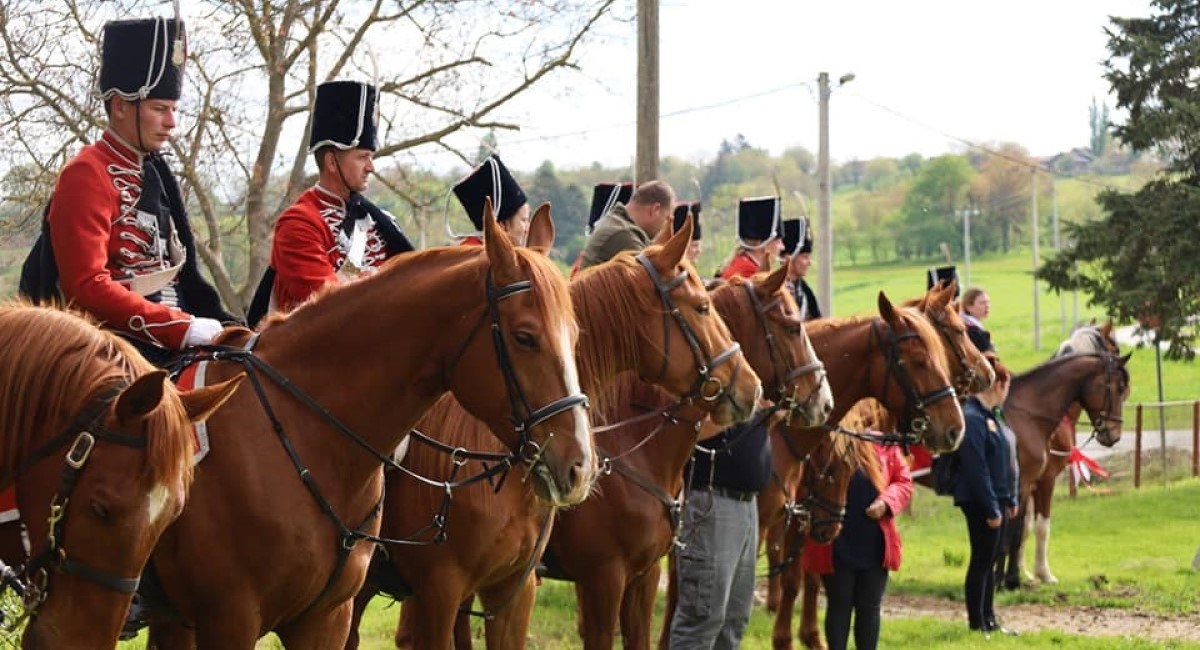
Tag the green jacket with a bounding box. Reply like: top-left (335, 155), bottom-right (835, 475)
top-left (579, 204), bottom-right (649, 270)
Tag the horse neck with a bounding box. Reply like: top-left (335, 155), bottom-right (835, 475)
top-left (253, 252), bottom-right (483, 471)
top-left (597, 378), bottom-right (699, 493)
top-left (1009, 356), bottom-right (1100, 442)
top-left (570, 268), bottom-right (647, 396)
top-left (809, 318), bottom-right (879, 424)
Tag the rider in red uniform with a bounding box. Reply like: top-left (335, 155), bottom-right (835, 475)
top-left (247, 81), bottom-right (413, 325)
top-left (19, 16), bottom-right (235, 364)
top-left (719, 196), bottom-right (782, 280)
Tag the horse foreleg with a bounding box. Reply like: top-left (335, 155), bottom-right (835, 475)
top-left (454, 603), bottom-right (474, 650)
top-left (275, 601), bottom-right (354, 650)
top-left (764, 518), bottom-right (787, 613)
top-left (1033, 474), bottom-right (1060, 584)
top-left (798, 569), bottom-right (825, 650)
top-left (619, 564), bottom-right (661, 650)
top-left (575, 566), bottom-right (626, 650)
top-left (769, 554), bottom-right (799, 650)
top-left (656, 554), bottom-right (677, 650)
top-left (481, 579), bottom-right (534, 650)
top-left (395, 601), bottom-right (415, 649)
top-left (402, 582), bottom-right (469, 650)
top-left (343, 577), bottom-right (379, 650)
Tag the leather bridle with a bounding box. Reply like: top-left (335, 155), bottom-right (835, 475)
top-left (741, 281), bottom-right (826, 424)
top-left (871, 319), bottom-right (958, 441)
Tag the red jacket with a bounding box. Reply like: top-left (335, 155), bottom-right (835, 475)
top-left (270, 186), bottom-right (392, 312)
top-left (720, 252), bottom-right (762, 280)
top-left (48, 131), bottom-right (194, 349)
top-left (804, 443), bottom-right (914, 573)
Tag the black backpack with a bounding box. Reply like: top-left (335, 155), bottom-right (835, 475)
top-left (931, 452), bottom-right (961, 496)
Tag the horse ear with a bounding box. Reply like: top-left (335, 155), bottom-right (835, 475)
top-left (759, 263), bottom-right (788, 299)
top-left (114, 370), bottom-right (169, 425)
top-left (1119, 352), bottom-right (1132, 366)
top-left (653, 211), bottom-right (679, 246)
top-left (483, 196), bottom-right (520, 284)
top-left (877, 291), bottom-right (900, 325)
top-left (1100, 320), bottom-right (1114, 338)
top-left (525, 202), bottom-right (554, 252)
top-left (179, 373), bottom-right (245, 424)
top-left (652, 215), bottom-right (690, 273)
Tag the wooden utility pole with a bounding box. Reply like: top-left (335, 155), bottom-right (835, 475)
top-left (817, 72), bottom-right (833, 314)
top-left (635, 0), bottom-right (659, 183)
top-left (1031, 169), bottom-right (1041, 351)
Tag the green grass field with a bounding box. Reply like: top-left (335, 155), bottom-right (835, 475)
top-left (190, 477), bottom-right (1200, 648)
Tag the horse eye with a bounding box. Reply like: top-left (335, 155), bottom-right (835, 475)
top-left (787, 326), bottom-right (803, 336)
top-left (513, 331), bottom-right (539, 350)
top-left (696, 303), bottom-right (711, 315)
top-left (90, 500), bottom-right (111, 522)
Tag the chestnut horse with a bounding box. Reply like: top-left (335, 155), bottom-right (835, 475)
top-left (659, 291), bottom-right (967, 649)
top-left (769, 282), bottom-right (996, 650)
top-left (539, 265), bottom-right (832, 650)
top-left (995, 323), bottom-right (1123, 590)
top-left (345, 216), bottom-right (762, 649)
top-left (143, 206), bottom-right (595, 648)
top-left (0, 305), bottom-right (241, 649)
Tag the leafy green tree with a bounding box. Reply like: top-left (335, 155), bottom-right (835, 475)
top-left (1039, 0), bottom-right (1200, 357)
top-left (894, 155), bottom-right (975, 259)
top-left (1089, 98), bottom-right (1111, 157)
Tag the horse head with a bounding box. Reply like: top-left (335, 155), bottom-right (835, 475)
top-left (711, 265), bottom-right (832, 429)
top-left (447, 198), bottom-right (595, 506)
top-left (1079, 351), bottom-right (1131, 447)
top-left (913, 280), bottom-right (995, 395)
top-left (1, 307), bottom-right (242, 648)
top-left (875, 291), bottom-right (964, 453)
top-left (625, 214), bottom-right (761, 426)
top-left (801, 433), bottom-right (855, 544)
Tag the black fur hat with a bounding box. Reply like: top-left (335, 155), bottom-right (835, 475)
top-left (737, 196), bottom-right (781, 243)
top-left (309, 81), bottom-right (380, 152)
top-left (782, 217), bottom-right (813, 255)
top-left (673, 202), bottom-right (702, 240)
top-left (453, 155), bottom-right (528, 229)
top-left (588, 182), bottom-right (635, 233)
top-left (926, 265), bottom-right (960, 298)
top-left (98, 18), bottom-right (187, 101)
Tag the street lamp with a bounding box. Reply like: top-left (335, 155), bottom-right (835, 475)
top-left (817, 71), bottom-right (853, 316)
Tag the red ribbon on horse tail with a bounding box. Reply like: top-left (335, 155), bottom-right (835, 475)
top-left (1069, 446), bottom-right (1109, 484)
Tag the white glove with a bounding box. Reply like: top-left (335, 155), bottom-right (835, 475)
top-left (184, 317), bottom-right (224, 347)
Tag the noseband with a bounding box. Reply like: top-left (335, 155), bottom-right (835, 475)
top-left (8, 383), bottom-right (150, 619)
top-left (872, 319), bottom-right (957, 440)
top-left (1082, 353), bottom-right (1127, 437)
top-left (928, 314), bottom-right (979, 395)
top-left (741, 281), bottom-right (826, 423)
top-left (636, 255), bottom-right (742, 404)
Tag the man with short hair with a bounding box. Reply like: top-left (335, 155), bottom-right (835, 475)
top-left (19, 15), bottom-right (235, 365)
top-left (578, 179), bottom-right (675, 270)
top-left (248, 80), bottom-right (413, 324)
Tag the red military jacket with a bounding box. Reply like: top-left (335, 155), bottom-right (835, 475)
top-left (720, 251), bottom-right (762, 280)
top-left (48, 130), bottom-right (193, 349)
top-left (270, 186), bottom-right (392, 313)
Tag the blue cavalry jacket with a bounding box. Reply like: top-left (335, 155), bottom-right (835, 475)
top-left (953, 397), bottom-right (1018, 520)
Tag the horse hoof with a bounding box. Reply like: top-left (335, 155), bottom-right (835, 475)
top-left (771, 639), bottom-right (794, 650)
top-left (1040, 574), bottom-right (1059, 585)
top-left (800, 633), bottom-right (826, 650)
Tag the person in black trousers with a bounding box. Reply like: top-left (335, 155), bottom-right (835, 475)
top-left (953, 354), bottom-right (1019, 636)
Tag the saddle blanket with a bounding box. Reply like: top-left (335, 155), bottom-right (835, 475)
top-left (0, 361), bottom-right (212, 525)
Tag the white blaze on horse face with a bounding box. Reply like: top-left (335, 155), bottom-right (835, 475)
top-left (146, 483), bottom-right (172, 526)
top-left (557, 321), bottom-right (593, 469)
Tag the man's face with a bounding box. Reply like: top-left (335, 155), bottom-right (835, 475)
top-left (789, 252), bottom-right (813, 278)
top-left (112, 98), bottom-right (178, 152)
top-left (686, 239), bottom-right (702, 263)
top-left (334, 148), bottom-right (375, 193)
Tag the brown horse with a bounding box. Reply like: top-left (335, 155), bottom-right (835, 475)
top-left (996, 323), bottom-right (1123, 590)
top-left (538, 265), bottom-right (831, 650)
top-left (143, 205), bottom-right (597, 648)
top-left (344, 216), bottom-right (762, 650)
top-left (0, 305), bottom-right (241, 649)
top-left (658, 291), bottom-right (966, 649)
top-left (771, 282), bottom-right (996, 650)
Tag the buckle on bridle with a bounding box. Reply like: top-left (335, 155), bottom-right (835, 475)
top-left (65, 432), bottom-right (95, 470)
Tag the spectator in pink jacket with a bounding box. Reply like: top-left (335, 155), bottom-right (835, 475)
top-left (804, 440), bottom-right (914, 650)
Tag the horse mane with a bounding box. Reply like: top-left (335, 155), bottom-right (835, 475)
top-left (573, 245), bottom-right (714, 415)
top-left (1012, 352), bottom-right (1105, 385)
top-left (0, 303), bottom-right (193, 490)
top-left (260, 245), bottom-right (576, 370)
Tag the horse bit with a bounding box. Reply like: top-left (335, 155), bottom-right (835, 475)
top-left (0, 384), bottom-right (148, 627)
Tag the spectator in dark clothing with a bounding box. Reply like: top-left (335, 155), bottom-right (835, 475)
top-left (954, 356), bottom-right (1018, 636)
